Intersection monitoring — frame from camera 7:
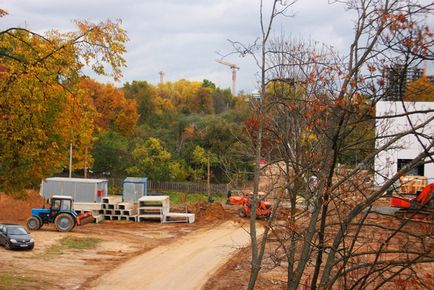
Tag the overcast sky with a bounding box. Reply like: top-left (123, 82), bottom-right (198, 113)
top-left (1, 0), bottom-right (432, 93)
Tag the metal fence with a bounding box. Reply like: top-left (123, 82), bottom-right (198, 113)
top-left (106, 178), bottom-right (228, 195)
top-left (147, 181), bottom-right (229, 194)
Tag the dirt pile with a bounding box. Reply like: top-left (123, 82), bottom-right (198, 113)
top-left (0, 190), bottom-right (45, 221)
top-left (188, 201), bottom-right (231, 222)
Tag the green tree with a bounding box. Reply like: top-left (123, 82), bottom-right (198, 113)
top-left (212, 87), bottom-right (233, 114)
top-left (127, 137), bottom-right (189, 181)
top-left (91, 130), bottom-right (130, 177)
top-left (191, 145), bottom-right (218, 180)
top-left (190, 116), bottom-right (252, 183)
top-left (123, 80), bottom-right (158, 124)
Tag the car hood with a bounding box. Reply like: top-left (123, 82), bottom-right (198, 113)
top-left (8, 234), bottom-right (32, 241)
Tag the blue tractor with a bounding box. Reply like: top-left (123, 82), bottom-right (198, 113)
top-left (26, 196), bottom-right (94, 232)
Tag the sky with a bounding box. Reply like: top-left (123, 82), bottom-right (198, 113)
top-left (1, 0), bottom-right (432, 93)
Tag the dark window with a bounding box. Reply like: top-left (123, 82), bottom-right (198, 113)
top-left (61, 200), bottom-right (72, 210)
top-left (6, 226), bottom-right (28, 235)
top-left (397, 159), bottom-right (424, 176)
top-left (51, 199), bottom-right (61, 211)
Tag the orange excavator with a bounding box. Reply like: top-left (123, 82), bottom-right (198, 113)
top-left (390, 183), bottom-right (434, 221)
top-left (227, 191), bottom-right (266, 206)
top-left (227, 191), bottom-right (272, 219)
top-left (238, 199), bottom-right (273, 219)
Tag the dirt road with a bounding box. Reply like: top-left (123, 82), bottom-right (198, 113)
top-left (90, 221), bottom-right (262, 290)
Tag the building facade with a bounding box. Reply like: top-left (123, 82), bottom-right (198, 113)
top-left (374, 101), bottom-right (434, 185)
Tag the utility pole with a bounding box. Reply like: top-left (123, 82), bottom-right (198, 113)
top-left (216, 59), bottom-right (239, 96)
top-left (69, 143), bottom-right (72, 178)
top-left (84, 146), bottom-right (88, 179)
top-left (207, 156), bottom-right (211, 203)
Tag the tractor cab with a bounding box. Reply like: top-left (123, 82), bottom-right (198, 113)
top-left (50, 196), bottom-right (73, 213)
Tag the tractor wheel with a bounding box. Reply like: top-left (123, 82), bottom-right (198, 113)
top-left (37, 216), bottom-right (44, 229)
top-left (55, 213), bottom-right (75, 232)
top-left (239, 208), bottom-right (247, 218)
top-left (27, 216), bottom-right (41, 231)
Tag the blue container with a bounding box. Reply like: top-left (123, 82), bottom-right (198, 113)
top-left (122, 177), bottom-right (148, 202)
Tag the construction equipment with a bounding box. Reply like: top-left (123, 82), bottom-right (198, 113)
top-left (390, 183), bottom-right (434, 221)
top-left (26, 196), bottom-right (95, 232)
top-left (227, 190), bottom-right (266, 206)
top-left (227, 191), bottom-right (272, 219)
top-left (239, 199), bottom-right (273, 219)
top-left (215, 59), bottom-right (239, 96)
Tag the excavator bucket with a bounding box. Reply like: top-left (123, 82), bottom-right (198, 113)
top-left (390, 197), bottom-right (412, 208)
top-left (76, 211), bottom-right (95, 226)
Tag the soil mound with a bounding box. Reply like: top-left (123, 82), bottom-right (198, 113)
top-left (188, 201), bottom-right (231, 222)
top-left (0, 190), bottom-right (45, 221)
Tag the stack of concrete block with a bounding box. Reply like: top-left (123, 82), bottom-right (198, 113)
top-left (74, 202), bottom-right (104, 223)
top-left (102, 196), bottom-right (138, 222)
top-left (138, 196), bottom-right (169, 222)
top-left (137, 196), bottom-right (195, 223)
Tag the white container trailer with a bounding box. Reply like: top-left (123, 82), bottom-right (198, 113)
top-left (40, 177), bottom-right (108, 203)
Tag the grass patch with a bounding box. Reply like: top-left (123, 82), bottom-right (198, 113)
top-left (34, 242), bottom-right (63, 259)
top-left (33, 236), bottom-right (102, 259)
top-left (0, 272), bottom-right (38, 290)
top-left (61, 236), bottom-right (102, 250)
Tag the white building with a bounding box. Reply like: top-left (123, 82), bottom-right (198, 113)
top-left (374, 101), bottom-right (434, 185)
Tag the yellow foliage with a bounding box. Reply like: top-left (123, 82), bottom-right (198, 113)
top-left (0, 18), bottom-right (128, 191)
top-left (404, 77), bottom-right (434, 102)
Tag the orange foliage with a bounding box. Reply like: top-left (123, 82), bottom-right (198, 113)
top-left (79, 78), bottom-right (138, 136)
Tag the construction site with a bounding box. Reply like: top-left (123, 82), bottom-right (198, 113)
top-left (0, 170), bottom-right (432, 290)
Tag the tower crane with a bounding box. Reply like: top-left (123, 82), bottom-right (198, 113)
top-left (216, 59), bottom-right (239, 96)
top-left (159, 70), bottom-right (165, 84)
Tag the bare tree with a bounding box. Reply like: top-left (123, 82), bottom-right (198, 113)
top-left (234, 0), bottom-right (434, 289)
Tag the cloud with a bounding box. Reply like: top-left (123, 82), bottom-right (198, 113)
top-left (2, 0), bottom-right (431, 93)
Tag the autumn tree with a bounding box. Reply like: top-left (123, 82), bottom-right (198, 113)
top-left (404, 76), bottom-right (434, 101)
top-left (193, 87), bottom-right (214, 114)
top-left (79, 78), bottom-right (138, 137)
top-left (234, 0), bottom-right (434, 289)
top-left (0, 10), bottom-right (127, 194)
top-left (157, 79), bottom-right (221, 114)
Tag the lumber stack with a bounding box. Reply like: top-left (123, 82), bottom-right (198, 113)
top-left (400, 176), bottom-right (427, 195)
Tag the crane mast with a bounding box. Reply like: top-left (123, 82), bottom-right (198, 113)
top-left (216, 59), bottom-right (239, 96)
top-left (159, 70), bottom-right (165, 84)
